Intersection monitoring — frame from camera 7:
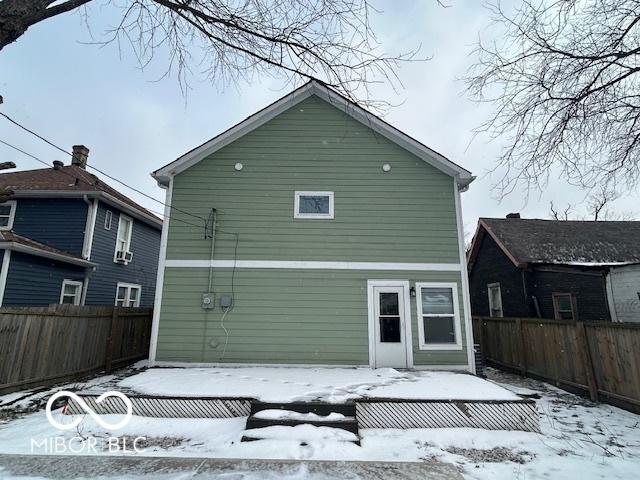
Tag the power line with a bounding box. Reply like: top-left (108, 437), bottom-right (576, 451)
top-left (0, 111), bottom-right (206, 222)
top-left (0, 138), bottom-right (204, 231)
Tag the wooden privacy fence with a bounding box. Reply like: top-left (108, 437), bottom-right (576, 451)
top-left (473, 316), bottom-right (640, 414)
top-left (0, 305), bottom-right (152, 395)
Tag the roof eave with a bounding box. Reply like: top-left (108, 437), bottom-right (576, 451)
top-left (0, 242), bottom-right (96, 268)
top-left (150, 80), bottom-right (474, 187)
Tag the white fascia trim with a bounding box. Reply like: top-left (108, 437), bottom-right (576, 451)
top-left (0, 249), bottom-right (12, 306)
top-left (149, 180), bottom-right (172, 364)
top-left (165, 260), bottom-right (462, 271)
top-left (454, 179), bottom-right (476, 374)
top-left (82, 197), bottom-right (99, 260)
top-left (0, 243), bottom-right (95, 268)
top-left (151, 81), bottom-right (474, 187)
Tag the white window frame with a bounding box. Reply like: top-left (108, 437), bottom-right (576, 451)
top-left (487, 282), bottom-right (504, 318)
top-left (415, 282), bottom-right (463, 351)
top-left (104, 210), bottom-right (113, 230)
top-left (0, 200), bottom-right (17, 231)
top-left (114, 214), bottom-right (133, 263)
top-left (59, 279), bottom-right (83, 306)
top-left (115, 282), bottom-right (141, 307)
top-left (294, 191), bottom-right (334, 219)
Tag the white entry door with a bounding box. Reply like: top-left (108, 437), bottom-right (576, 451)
top-left (371, 285), bottom-right (409, 368)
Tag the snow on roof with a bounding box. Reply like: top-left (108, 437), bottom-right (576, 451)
top-left (475, 218), bottom-right (640, 267)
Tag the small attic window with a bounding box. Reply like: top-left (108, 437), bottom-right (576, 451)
top-left (294, 191), bottom-right (334, 219)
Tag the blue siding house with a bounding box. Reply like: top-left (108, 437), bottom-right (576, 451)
top-left (0, 145), bottom-right (162, 307)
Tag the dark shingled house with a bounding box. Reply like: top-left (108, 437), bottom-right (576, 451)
top-left (467, 215), bottom-right (640, 322)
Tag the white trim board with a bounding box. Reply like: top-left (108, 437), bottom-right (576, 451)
top-left (149, 179), bottom-right (173, 364)
top-left (151, 81), bottom-right (474, 189)
top-left (165, 260), bottom-right (462, 271)
top-left (0, 249), bottom-right (11, 306)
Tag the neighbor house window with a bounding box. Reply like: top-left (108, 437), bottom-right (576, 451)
top-left (416, 282), bottom-right (462, 350)
top-left (487, 283), bottom-right (503, 317)
top-left (115, 282), bottom-right (141, 307)
top-left (0, 200), bottom-right (16, 230)
top-left (60, 280), bottom-right (83, 305)
top-left (294, 191), bottom-right (334, 219)
top-left (553, 293), bottom-right (577, 320)
top-left (114, 214), bottom-right (133, 263)
top-left (104, 210), bottom-right (113, 230)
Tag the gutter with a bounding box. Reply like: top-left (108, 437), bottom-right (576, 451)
top-left (0, 242), bottom-right (96, 268)
top-left (10, 191), bottom-right (162, 229)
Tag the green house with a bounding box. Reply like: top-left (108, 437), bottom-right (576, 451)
top-left (149, 81), bottom-right (476, 371)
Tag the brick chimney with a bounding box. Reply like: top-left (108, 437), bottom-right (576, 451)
top-left (71, 145), bottom-right (89, 169)
top-left (506, 212), bottom-right (521, 219)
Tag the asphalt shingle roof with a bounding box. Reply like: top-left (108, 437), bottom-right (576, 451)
top-left (480, 218), bottom-right (640, 266)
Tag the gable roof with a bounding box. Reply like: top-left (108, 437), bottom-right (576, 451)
top-left (151, 81), bottom-right (474, 189)
top-left (0, 165), bottom-right (162, 228)
top-left (468, 218), bottom-right (640, 269)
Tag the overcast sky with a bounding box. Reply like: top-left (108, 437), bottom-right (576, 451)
top-left (1, 0), bottom-right (639, 239)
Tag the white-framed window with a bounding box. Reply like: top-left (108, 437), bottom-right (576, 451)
top-left (104, 210), bottom-right (113, 230)
top-left (294, 191), bottom-right (334, 219)
top-left (487, 283), bottom-right (503, 318)
top-left (115, 282), bottom-right (141, 307)
top-left (415, 282), bottom-right (462, 350)
top-left (59, 279), bottom-right (83, 305)
top-left (114, 214), bottom-right (133, 263)
top-left (0, 200), bottom-right (17, 230)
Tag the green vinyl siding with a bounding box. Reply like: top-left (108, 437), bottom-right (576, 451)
top-left (156, 267), bottom-right (468, 365)
top-left (166, 95), bottom-right (460, 262)
top-left (157, 93), bottom-right (470, 367)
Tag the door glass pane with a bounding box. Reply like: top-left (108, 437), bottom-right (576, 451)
top-left (422, 288), bottom-right (454, 315)
top-left (379, 293), bottom-right (399, 315)
top-left (380, 317), bottom-right (401, 342)
top-left (423, 316), bottom-right (456, 344)
top-left (299, 195), bottom-right (329, 214)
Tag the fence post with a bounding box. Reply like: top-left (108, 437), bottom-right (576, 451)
top-left (105, 307), bottom-right (118, 374)
top-left (516, 318), bottom-right (527, 377)
top-left (576, 321), bottom-right (599, 402)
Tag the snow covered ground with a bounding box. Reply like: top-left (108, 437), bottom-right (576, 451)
top-left (1, 367), bottom-right (639, 479)
top-left (116, 366), bottom-right (519, 401)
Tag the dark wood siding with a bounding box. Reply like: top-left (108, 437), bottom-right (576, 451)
top-left (468, 233), bottom-right (531, 317)
top-left (12, 199), bottom-right (87, 256)
top-left (3, 252), bottom-right (86, 306)
top-left (84, 201), bottom-right (160, 307)
top-left (528, 267), bottom-right (610, 321)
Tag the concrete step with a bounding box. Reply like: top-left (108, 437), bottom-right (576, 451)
top-left (250, 401), bottom-right (356, 417)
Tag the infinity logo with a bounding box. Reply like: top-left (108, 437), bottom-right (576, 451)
top-left (45, 391), bottom-right (133, 431)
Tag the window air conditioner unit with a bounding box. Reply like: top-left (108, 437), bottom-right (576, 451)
top-left (115, 250), bottom-right (128, 263)
top-left (124, 251), bottom-right (133, 263)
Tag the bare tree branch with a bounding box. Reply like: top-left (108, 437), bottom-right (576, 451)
top-left (467, 0), bottom-right (640, 198)
top-left (1, 0), bottom-right (428, 109)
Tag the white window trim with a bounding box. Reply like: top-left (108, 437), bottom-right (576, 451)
top-left (415, 281), bottom-right (463, 351)
top-left (115, 282), bottom-right (141, 307)
top-left (59, 279), bottom-right (83, 306)
top-left (104, 210), bottom-right (113, 230)
top-left (487, 282), bottom-right (504, 318)
top-left (0, 200), bottom-right (17, 231)
top-left (294, 191), bottom-right (334, 219)
top-left (114, 214), bottom-right (133, 263)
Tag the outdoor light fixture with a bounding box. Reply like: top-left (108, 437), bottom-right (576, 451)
top-left (410, 286), bottom-right (416, 297)
top-left (382, 163), bottom-right (391, 172)
top-left (234, 162), bottom-right (243, 171)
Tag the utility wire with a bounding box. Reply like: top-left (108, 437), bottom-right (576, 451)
top-left (0, 111), bottom-right (206, 222)
top-left (0, 137), bottom-right (205, 230)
